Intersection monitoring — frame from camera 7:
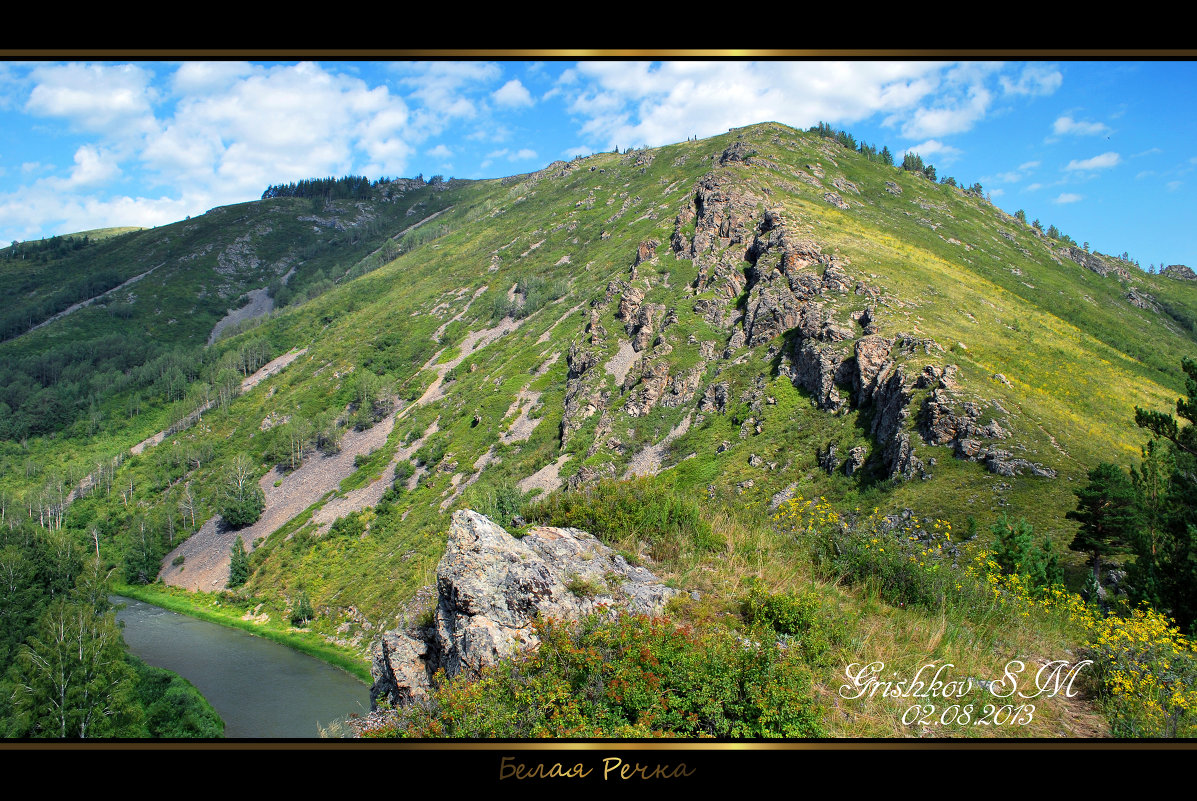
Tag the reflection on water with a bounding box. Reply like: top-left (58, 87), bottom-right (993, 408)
top-left (115, 596), bottom-right (369, 738)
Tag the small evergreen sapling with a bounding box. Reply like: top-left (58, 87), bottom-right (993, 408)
top-left (228, 536), bottom-right (249, 588)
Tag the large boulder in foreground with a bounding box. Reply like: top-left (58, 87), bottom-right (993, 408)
top-left (370, 509), bottom-right (680, 709)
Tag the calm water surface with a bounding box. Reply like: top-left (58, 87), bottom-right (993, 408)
top-left (115, 596), bottom-right (369, 738)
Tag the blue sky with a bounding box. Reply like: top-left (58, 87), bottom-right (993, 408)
top-left (1, 59), bottom-right (1194, 270)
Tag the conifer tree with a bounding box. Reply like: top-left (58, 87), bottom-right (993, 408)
top-left (228, 536), bottom-right (249, 588)
top-left (1066, 463), bottom-right (1140, 588)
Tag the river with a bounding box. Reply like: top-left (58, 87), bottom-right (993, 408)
top-left (115, 596), bottom-right (370, 738)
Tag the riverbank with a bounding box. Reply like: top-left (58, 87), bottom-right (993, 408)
top-left (114, 582), bottom-right (372, 684)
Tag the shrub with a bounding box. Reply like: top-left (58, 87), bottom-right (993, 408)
top-left (566, 574), bottom-right (603, 599)
top-left (1083, 604), bottom-right (1197, 737)
top-left (291, 591), bottom-right (315, 627)
top-left (466, 481), bottom-right (524, 529)
top-left (364, 614), bottom-right (825, 738)
top-left (523, 478), bottom-right (719, 559)
top-left (221, 487), bottom-right (265, 529)
top-left (394, 460), bottom-right (415, 485)
top-left (741, 581), bottom-right (844, 667)
top-left (780, 498), bottom-right (957, 610)
top-left (329, 511), bottom-right (369, 540)
top-left (414, 434), bottom-right (448, 468)
top-left (990, 513), bottom-right (1062, 589)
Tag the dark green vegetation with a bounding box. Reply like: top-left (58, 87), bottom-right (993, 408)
top-left (3, 121), bottom-right (1196, 738)
top-left (0, 526), bottom-right (224, 738)
top-left (1067, 357), bottom-right (1197, 628)
top-left (365, 613), bottom-right (825, 738)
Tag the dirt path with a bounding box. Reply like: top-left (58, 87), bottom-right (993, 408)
top-left (312, 419), bottom-right (438, 534)
top-left (68, 348), bottom-right (309, 503)
top-left (162, 306), bottom-right (531, 587)
top-left (518, 454), bottom-right (571, 495)
top-left (25, 262), bottom-right (164, 336)
top-left (537, 302), bottom-right (584, 344)
top-left (129, 348), bottom-right (308, 457)
top-left (623, 412), bottom-right (692, 479)
top-left (160, 408), bottom-right (396, 592)
top-left (501, 388), bottom-right (542, 444)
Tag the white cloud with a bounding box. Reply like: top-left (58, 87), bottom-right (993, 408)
top-left (427, 144), bottom-right (453, 159)
top-left (989, 188), bottom-right (1005, 197)
top-left (1064, 152), bottom-right (1121, 171)
top-left (0, 182), bottom-right (200, 242)
top-left (25, 63), bottom-right (157, 136)
top-left (906, 139), bottom-right (962, 162)
top-left (492, 79), bottom-right (533, 108)
top-left (171, 62), bottom-right (254, 94)
top-left (59, 145), bottom-right (121, 188)
top-left (512, 148), bottom-right (537, 161)
top-left (1054, 192), bottom-right (1082, 204)
top-left (1136, 170), bottom-right (1155, 180)
top-left (2, 62), bottom-right (449, 240)
top-left (1026, 183), bottom-right (1043, 191)
top-left (1167, 180), bottom-right (1182, 191)
top-left (990, 160), bottom-right (1040, 185)
top-left (1052, 115), bottom-right (1111, 136)
top-left (564, 61), bottom-right (947, 150)
top-left (1000, 63), bottom-right (1063, 96)
top-left (139, 62), bottom-right (416, 194)
top-left (394, 62), bottom-right (501, 139)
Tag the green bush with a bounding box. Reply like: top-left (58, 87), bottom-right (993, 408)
top-left (329, 512), bottom-right (368, 540)
top-left (291, 591), bottom-right (315, 627)
top-left (365, 614), bottom-right (825, 738)
top-left (741, 582), bottom-right (845, 667)
top-left (394, 461), bottom-right (415, 485)
top-left (523, 478), bottom-right (719, 559)
top-left (414, 434), bottom-right (448, 468)
top-left (798, 507), bottom-right (957, 611)
top-left (990, 513), bottom-right (1062, 589)
top-left (465, 481), bottom-right (524, 529)
top-left (221, 487), bottom-right (265, 529)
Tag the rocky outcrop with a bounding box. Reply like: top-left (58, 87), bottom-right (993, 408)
top-left (1163, 264), bottom-right (1196, 281)
top-left (823, 192), bottom-right (850, 210)
top-left (1126, 288), bottom-right (1160, 313)
top-left (631, 239), bottom-right (658, 279)
top-left (844, 446), bottom-right (867, 476)
top-left (370, 510), bottom-right (679, 709)
top-left (559, 343), bottom-right (604, 447)
top-left (918, 377), bottom-right (1056, 478)
top-left (679, 174), bottom-right (760, 307)
top-left (1061, 246), bottom-right (1133, 281)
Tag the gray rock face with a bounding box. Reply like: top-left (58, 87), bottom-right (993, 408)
top-left (1126, 289), bottom-right (1160, 313)
top-left (1163, 264), bottom-right (1196, 281)
top-left (844, 446), bottom-right (867, 476)
top-left (823, 192), bottom-right (850, 210)
top-left (1061, 246), bottom-right (1133, 281)
top-left (370, 510), bottom-right (679, 710)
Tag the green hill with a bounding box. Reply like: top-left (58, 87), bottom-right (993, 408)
top-left (4, 122), bottom-right (1196, 739)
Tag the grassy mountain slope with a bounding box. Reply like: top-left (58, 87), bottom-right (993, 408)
top-left (9, 122), bottom-right (1197, 737)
